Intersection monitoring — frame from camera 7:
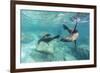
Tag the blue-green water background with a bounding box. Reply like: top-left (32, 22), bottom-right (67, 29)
top-left (20, 10), bottom-right (90, 63)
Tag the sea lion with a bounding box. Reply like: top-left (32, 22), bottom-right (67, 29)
top-left (38, 34), bottom-right (60, 45)
top-left (60, 23), bottom-right (79, 48)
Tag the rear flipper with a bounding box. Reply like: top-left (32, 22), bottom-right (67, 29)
top-left (60, 38), bottom-right (77, 49)
top-left (60, 38), bottom-right (71, 42)
top-left (74, 40), bottom-right (77, 49)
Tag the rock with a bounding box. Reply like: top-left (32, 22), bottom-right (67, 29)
top-left (64, 53), bottom-right (76, 61)
top-left (36, 42), bottom-right (54, 54)
top-left (76, 44), bottom-right (89, 59)
top-left (78, 44), bottom-right (89, 51)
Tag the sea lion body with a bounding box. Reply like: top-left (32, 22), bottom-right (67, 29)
top-left (60, 24), bottom-right (79, 48)
top-left (65, 32), bottom-right (79, 42)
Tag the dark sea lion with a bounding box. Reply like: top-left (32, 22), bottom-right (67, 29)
top-left (38, 34), bottom-right (60, 45)
top-left (60, 23), bottom-right (79, 48)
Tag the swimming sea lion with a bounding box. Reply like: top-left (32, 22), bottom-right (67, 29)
top-left (60, 23), bottom-right (79, 48)
top-left (38, 34), bottom-right (60, 45)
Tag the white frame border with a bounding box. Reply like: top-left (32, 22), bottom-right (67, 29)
top-left (15, 4), bottom-right (94, 69)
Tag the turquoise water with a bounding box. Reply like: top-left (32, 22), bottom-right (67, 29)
top-left (20, 9), bottom-right (90, 63)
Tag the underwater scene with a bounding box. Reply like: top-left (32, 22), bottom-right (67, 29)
top-left (20, 9), bottom-right (90, 63)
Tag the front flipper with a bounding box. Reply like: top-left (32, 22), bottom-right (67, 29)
top-left (63, 24), bottom-right (72, 33)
